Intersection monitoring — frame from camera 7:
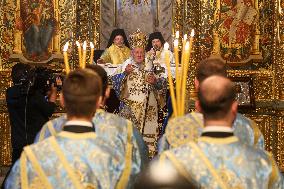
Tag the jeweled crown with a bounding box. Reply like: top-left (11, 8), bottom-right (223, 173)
top-left (129, 29), bottom-right (147, 49)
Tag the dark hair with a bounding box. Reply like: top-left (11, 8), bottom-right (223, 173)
top-left (198, 76), bottom-right (236, 120)
top-left (86, 65), bottom-right (108, 96)
top-left (63, 69), bottom-right (102, 117)
top-left (196, 59), bottom-right (227, 82)
top-left (11, 63), bottom-right (31, 84)
top-left (145, 32), bottom-right (165, 52)
top-left (106, 28), bottom-right (130, 48)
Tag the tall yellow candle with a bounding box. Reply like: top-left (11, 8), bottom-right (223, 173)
top-left (181, 41), bottom-right (190, 115)
top-left (164, 42), bottom-right (177, 117)
top-left (76, 41), bottom-right (82, 68)
top-left (90, 42), bottom-right (94, 64)
top-left (174, 39), bottom-right (179, 69)
top-left (63, 42), bottom-right (70, 74)
top-left (174, 39), bottom-right (181, 115)
top-left (181, 30), bottom-right (194, 115)
top-left (82, 41), bottom-right (87, 68)
top-left (189, 29), bottom-right (195, 58)
top-left (178, 34), bottom-right (187, 115)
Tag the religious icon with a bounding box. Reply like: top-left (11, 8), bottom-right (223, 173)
top-left (230, 77), bottom-right (255, 109)
top-left (214, 0), bottom-right (258, 62)
top-left (19, 0), bottom-right (57, 62)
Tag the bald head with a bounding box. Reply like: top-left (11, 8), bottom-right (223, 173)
top-left (198, 75), bottom-right (236, 120)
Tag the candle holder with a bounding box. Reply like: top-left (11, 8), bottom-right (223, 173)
top-left (164, 29), bottom-right (195, 117)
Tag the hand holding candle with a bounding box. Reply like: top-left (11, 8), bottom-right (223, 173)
top-left (90, 42), bottom-right (94, 64)
top-left (63, 42), bottom-right (70, 74)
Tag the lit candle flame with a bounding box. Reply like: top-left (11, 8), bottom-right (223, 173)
top-left (175, 31), bottom-right (179, 39)
top-left (190, 29), bottom-right (195, 37)
top-left (76, 41), bottom-right (80, 47)
top-left (83, 41), bottom-right (87, 50)
top-left (183, 34), bottom-right (187, 41)
top-left (174, 39), bottom-right (178, 47)
top-left (89, 42), bottom-right (95, 65)
top-left (63, 42), bottom-right (69, 51)
top-left (185, 41), bottom-right (190, 50)
top-left (63, 42), bottom-right (70, 74)
top-left (90, 42), bottom-right (94, 49)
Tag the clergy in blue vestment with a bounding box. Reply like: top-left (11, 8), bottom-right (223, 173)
top-left (158, 76), bottom-right (283, 189)
top-left (33, 65), bottom-right (148, 188)
top-left (5, 69), bottom-right (130, 189)
top-left (158, 58), bottom-right (264, 153)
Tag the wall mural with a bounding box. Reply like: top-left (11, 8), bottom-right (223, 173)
top-left (100, 0), bottom-right (172, 49)
top-left (215, 0), bottom-right (258, 62)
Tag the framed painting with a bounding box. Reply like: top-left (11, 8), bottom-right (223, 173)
top-left (19, 0), bottom-right (57, 62)
top-left (230, 77), bottom-right (255, 109)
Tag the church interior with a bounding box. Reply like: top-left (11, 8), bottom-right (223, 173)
top-left (0, 0), bottom-right (284, 188)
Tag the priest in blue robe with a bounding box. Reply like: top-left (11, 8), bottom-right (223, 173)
top-left (158, 76), bottom-right (283, 188)
top-left (5, 69), bottom-right (129, 188)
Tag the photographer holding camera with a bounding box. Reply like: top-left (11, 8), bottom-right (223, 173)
top-left (6, 63), bottom-right (57, 164)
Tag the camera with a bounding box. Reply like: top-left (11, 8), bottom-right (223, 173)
top-left (19, 66), bottom-right (63, 95)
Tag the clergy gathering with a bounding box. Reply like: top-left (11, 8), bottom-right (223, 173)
top-left (0, 0), bottom-right (284, 188)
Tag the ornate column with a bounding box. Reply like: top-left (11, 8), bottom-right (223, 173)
top-left (212, 0), bottom-right (221, 56)
top-left (184, 0), bottom-right (200, 102)
top-left (53, 0), bottom-right (60, 53)
top-left (252, 0), bottom-right (261, 55)
top-left (13, 0), bottom-right (22, 54)
top-left (92, 0), bottom-right (100, 49)
top-left (276, 0), bottom-right (284, 100)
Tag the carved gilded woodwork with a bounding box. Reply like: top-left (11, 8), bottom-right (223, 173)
top-left (174, 0), bottom-right (284, 171)
top-left (0, 71), bottom-right (12, 165)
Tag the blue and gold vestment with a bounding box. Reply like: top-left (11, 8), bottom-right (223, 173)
top-left (158, 112), bottom-right (264, 152)
top-left (34, 109), bottom-right (148, 188)
top-left (111, 58), bottom-right (167, 157)
top-left (5, 131), bottom-right (125, 189)
top-left (159, 136), bottom-right (283, 189)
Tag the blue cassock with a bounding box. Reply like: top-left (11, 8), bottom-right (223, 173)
top-left (6, 109), bottom-right (149, 188)
top-left (5, 131), bottom-right (126, 189)
top-left (159, 135), bottom-right (283, 189)
top-left (158, 112), bottom-right (265, 153)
